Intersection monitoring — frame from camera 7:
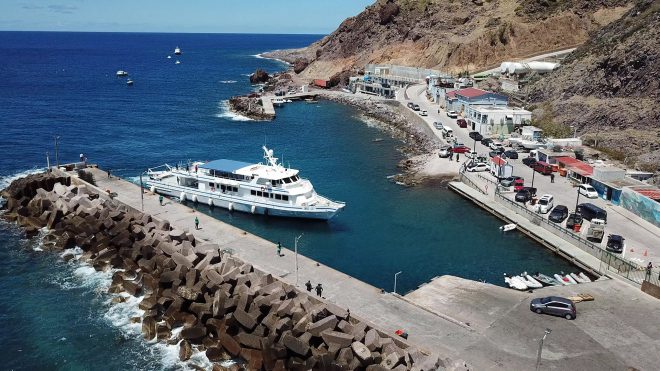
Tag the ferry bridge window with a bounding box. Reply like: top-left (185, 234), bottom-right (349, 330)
top-left (250, 190), bottom-right (256, 196)
top-left (283, 195), bottom-right (289, 201)
top-left (275, 194), bottom-right (282, 200)
top-left (283, 177), bottom-right (292, 184)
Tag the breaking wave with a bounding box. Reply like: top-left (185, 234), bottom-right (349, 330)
top-left (214, 100), bottom-right (254, 121)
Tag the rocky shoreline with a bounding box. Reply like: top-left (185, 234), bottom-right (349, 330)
top-left (1, 171), bottom-right (450, 370)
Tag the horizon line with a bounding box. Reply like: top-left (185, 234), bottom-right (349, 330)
top-left (0, 30), bottom-right (328, 36)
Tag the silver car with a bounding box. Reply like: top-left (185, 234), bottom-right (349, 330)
top-left (530, 296), bottom-right (577, 320)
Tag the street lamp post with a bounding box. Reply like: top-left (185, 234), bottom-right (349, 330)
top-left (574, 186), bottom-right (581, 213)
top-left (393, 271), bottom-right (402, 294)
top-left (54, 135), bottom-right (60, 168)
top-left (294, 233), bottom-right (303, 286)
top-left (530, 166), bottom-right (536, 189)
top-left (536, 328), bottom-right (552, 370)
top-left (139, 172), bottom-right (144, 211)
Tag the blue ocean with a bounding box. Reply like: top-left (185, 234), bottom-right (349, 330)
top-left (0, 32), bottom-right (577, 369)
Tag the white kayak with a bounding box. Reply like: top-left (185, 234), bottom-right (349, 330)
top-left (570, 273), bottom-right (590, 284)
top-left (578, 272), bottom-right (592, 282)
top-left (500, 223), bottom-right (517, 232)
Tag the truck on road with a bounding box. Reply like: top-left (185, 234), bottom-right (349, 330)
top-left (585, 218), bottom-right (605, 242)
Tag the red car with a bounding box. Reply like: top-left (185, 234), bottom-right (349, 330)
top-left (513, 179), bottom-right (525, 191)
top-left (457, 119), bottom-right (468, 128)
top-left (452, 145), bottom-right (471, 154)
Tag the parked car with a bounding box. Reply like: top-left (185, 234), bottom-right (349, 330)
top-left (549, 205), bottom-right (569, 223)
top-left (515, 189), bottom-right (534, 203)
top-left (530, 296), bottom-right (577, 320)
top-left (522, 157), bottom-right (537, 167)
top-left (606, 234), bottom-right (625, 253)
top-left (467, 163), bottom-right (489, 172)
top-left (451, 145), bottom-right (472, 154)
top-left (577, 203), bottom-right (607, 223)
top-left (578, 184), bottom-right (599, 198)
top-left (512, 179), bottom-right (525, 191)
top-left (500, 176), bottom-right (523, 187)
top-left (503, 150), bottom-right (518, 159)
top-left (480, 138), bottom-right (493, 146)
top-left (468, 131), bottom-right (483, 141)
top-left (537, 194), bottom-right (554, 213)
top-left (533, 161), bottom-right (553, 175)
top-left (488, 148), bottom-right (504, 158)
top-left (566, 213), bottom-right (583, 229)
top-left (433, 122), bottom-right (442, 130)
top-left (457, 118), bottom-right (468, 128)
top-left (413, 104), bottom-right (420, 111)
top-left (521, 186), bottom-right (537, 196)
top-left (489, 141), bottom-right (504, 151)
top-left (420, 110), bottom-right (428, 116)
top-left (447, 110), bottom-right (457, 118)
top-left (407, 102), bottom-right (414, 109)
top-left (438, 145), bottom-right (453, 158)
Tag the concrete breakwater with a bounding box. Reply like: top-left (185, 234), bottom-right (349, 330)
top-left (1, 172), bottom-right (447, 371)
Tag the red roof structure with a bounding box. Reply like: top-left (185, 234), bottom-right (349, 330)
top-left (630, 186), bottom-right (660, 201)
top-left (455, 87), bottom-right (489, 98)
top-left (556, 156), bottom-right (593, 177)
top-left (491, 156), bottom-right (506, 166)
top-left (446, 90), bottom-right (457, 98)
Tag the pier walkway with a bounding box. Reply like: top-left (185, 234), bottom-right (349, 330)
top-left (260, 92), bottom-right (320, 117)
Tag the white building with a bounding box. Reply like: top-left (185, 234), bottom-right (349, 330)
top-left (466, 106), bottom-right (532, 135)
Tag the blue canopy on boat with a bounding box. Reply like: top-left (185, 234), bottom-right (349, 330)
top-left (200, 159), bottom-right (251, 173)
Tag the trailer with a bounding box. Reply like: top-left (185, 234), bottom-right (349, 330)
top-left (313, 79), bottom-right (330, 88)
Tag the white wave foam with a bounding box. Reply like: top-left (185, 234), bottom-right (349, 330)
top-left (252, 53), bottom-right (265, 59)
top-left (0, 167), bottom-right (46, 192)
top-left (240, 73), bottom-right (252, 77)
top-left (219, 80), bottom-right (237, 84)
top-left (214, 100), bottom-right (254, 121)
top-left (355, 113), bottom-right (388, 130)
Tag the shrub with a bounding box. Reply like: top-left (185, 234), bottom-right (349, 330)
top-left (77, 170), bottom-right (96, 186)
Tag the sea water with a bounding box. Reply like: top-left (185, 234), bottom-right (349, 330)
top-left (0, 32), bottom-right (576, 368)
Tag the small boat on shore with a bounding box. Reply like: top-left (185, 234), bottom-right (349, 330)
top-left (116, 70), bottom-right (128, 77)
top-left (578, 272), bottom-right (592, 282)
top-left (533, 273), bottom-right (560, 286)
top-left (504, 273), bottom-right (528, 290)
top-left (521, 272), bottom-right (543, 288)
top-left (500, 223), bottom-right (517, 232)
top-left (272, 98), bottom-right (285, 106)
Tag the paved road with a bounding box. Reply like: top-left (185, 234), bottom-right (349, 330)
top-left (402, 84), bottom-right (660, 268)
top-left (477, 48), bottom-right (577, 74)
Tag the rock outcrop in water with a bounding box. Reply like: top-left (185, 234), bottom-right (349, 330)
top-left (228, 95), bottom-right (274, 121)
top-left (249, 69), bottom-right (270, 84)
top-left (2, 172), bottom-right (454, 370)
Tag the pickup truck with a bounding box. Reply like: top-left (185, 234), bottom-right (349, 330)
top-left (586, 218), bottom-right (605, 242)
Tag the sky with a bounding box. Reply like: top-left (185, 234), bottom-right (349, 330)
top-left (0, 0), bottom-right (375, 34)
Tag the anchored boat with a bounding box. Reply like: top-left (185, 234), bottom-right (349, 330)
top-left (144, 146), bottom-right (345, 220)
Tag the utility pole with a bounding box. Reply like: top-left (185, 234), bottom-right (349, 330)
top-left (536, 328), bottom-right (552, 370)
top-left (46, 152), bottom-right (50, 172)
top-left (294, 233), bottom-right (303, 286)
top-left (140, 172), bottom-right (144, 211)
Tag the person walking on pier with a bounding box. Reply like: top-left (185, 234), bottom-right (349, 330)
top-left (277, 242), bottom-right (282, 257)
top-left (159, 195), bottom-right (164, 206)
top-left (305, 280), bottom-right (312, 292)
top-left (646, 262), bottom-right (653, 281)
top-left (456, 153), bottom-right (460, 162)
top-left (315, 283), bottom-right (323, 297)
top-left (550, 173), bottom-right (555, 183)
top-left (107, 168), bottom-right (111, 179)
top-left (194, 216), bottom-right (199, 230)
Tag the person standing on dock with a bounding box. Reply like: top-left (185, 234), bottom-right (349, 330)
top-left (194, 216), bottom-right (199, 230)
top-left (159, 195), bottom-right (164, 206)
top-left (456, 153), bottom-right (460, 162)
top-left (277, 242), bottom-right (282, 256)
top-left (305, 280), bottom-right (312, 292)
top-left (550, 173), bottom-right (555, 183)
top-left (315, 283), bottom-right (323, 297)
top-left (646, 262), bottom-right (653, 280)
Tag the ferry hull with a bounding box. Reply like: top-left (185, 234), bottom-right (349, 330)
top-left (145, 180), bottom-right (343, 221)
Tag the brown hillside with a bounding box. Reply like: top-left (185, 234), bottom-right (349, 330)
top-left (274, 0), bottom-right (632, 80)
top-left (525, 0), bottom-right (660, 167)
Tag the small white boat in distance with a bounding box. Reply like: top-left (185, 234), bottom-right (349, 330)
top-left (175, 60), bottom-right (181, 65)
top-left (272, 98), bottom-right (285, 106)
top-left (116, 70), bottom-right (128, 77)
top-left (174, 46), bottom-right (181, 55)
top-left (144, 146), bottom-right (346, 220)
top-left (167, 55), bottom-right (172, 59)
top-left (126, 79), bottom-right (134, 86)
top-left (500, 223), bottom-right (517, 232)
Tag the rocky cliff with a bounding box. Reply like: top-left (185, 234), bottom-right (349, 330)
top-left (525, 0), bottom-right (660, 168)
top-left (268, 0), bottom-right (632, 80)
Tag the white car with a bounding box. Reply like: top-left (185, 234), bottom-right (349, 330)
top-left (420, 110), bottom-right (428, 116)
top-left (447, 111), bottom-right (458, 119)
top-left (467, 163), bottom-right (489, 172)
top-left (433, 121), bottom-right (442, 129)
top-left (489, 141), bottom-right (504, 150)
top-left (537, 194), bottom-right (554, 214)
top-left (578, 184), bottom-right (599, 198)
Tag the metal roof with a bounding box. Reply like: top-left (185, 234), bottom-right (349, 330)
top-left (200, 159), bottom-right (251, 173)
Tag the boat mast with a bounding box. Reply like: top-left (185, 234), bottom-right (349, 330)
top-left (262, 146), bottom-right (284, 171)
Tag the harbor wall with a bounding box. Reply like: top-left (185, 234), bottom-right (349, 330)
top-left (0, 171), bottom-right (446, 370)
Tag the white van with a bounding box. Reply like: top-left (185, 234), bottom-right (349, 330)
top-left (441, 126), bottom-right (454, 138)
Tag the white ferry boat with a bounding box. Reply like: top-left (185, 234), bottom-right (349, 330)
top-left (144, 147), bottom-right (345, 220)
top-left (116, 70), bottom-right (128, 77)
top-left (174, 46), bottom-right (181, 55)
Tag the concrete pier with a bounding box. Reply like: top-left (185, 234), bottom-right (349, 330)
top-left (260, 92), bottom-right (320, 118)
